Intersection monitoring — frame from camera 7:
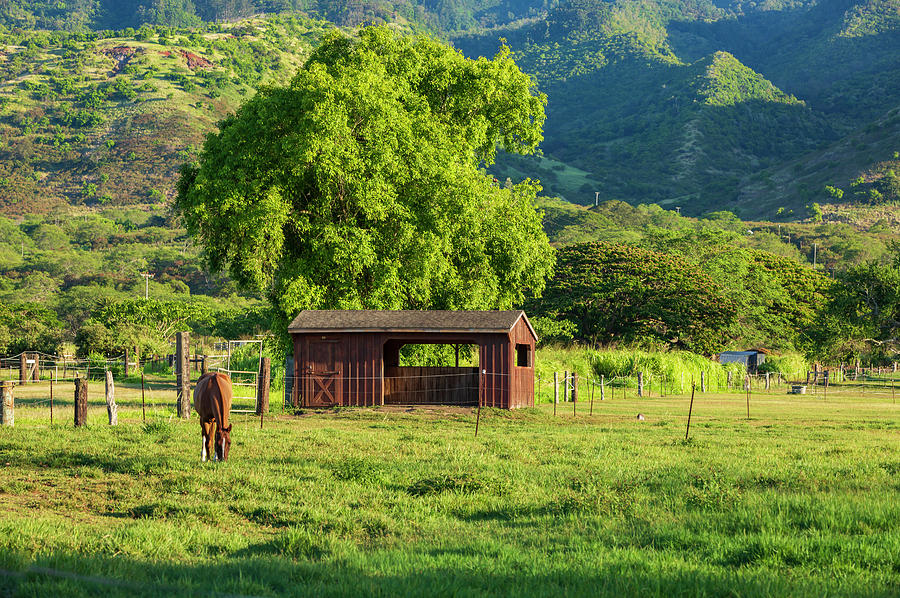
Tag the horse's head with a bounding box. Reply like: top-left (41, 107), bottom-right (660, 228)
top-left (215, 424), bottom-right (232, 461)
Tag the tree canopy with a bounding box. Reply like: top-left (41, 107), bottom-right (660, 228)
top-left (530, 242), bottom-right (736, 354)
top-left (176, 26), bottom-right (554, 329)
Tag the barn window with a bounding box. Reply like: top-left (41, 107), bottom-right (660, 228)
top-left (516, 344), bottom-right (531, 367)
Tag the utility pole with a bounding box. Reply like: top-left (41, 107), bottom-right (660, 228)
top-left (140, 272), bottom-right (154, 299)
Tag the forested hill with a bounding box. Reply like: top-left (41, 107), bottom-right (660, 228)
top-left (0, 0), bottom-right (547, 33)
top-left (0, 16), bottom-right (330, 215)
top-left (455, 0), bottom-right (900, 217)
top-left (0, 0), bottom-right (897, 219)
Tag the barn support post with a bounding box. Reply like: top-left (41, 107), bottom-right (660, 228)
top-left (637, 371), bottom-right (644, 397)
top-left (19, 353), bottom-right (26, 384)
top-left (74, 378), bottom-right (87, 427)
top-left (1, 381), bottom-right (13, 427)
top-left (176, 332), bottom-right (190, 419)
top-left (105, 370), bottom-right (117, 426)
top-left (256, 357), bottom-right (271, 417)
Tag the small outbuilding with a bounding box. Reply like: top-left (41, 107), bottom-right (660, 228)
top-left (287, 310), bottom-right (537, 409)
top-left (719, 350), bottom-right (766, 373)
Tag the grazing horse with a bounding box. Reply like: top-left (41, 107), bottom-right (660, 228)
top-left (193, 371), bottom-right (233, 462)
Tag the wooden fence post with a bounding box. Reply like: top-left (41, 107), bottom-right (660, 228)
top-left (589, 377), bottom-right (594, 415)
top-left (256, 357), bottom-right (271, 417)
top-left (765, 372), bottom-right (770, 390)
top-left (19, 353), bottom-right (26, 384)
top-left (600, 375), bottom-right (605, 401)
top-left (745, 375), bottom-right (751, 420)
top-left (637, 371), bottom-right (644, 397)
top-left (572, 372), bottom-right (577, 416)
top-left (685, 384), bottom-right (695, 441)
top-left (700, 371), bottom-right (706, 393)
top-left (201, 356), bottom-right (208, 375)
top-left (176, 332), bottom-right (190, 419)
top-left (553, 372), bottom-right (558, 416)
top-left (563, 370), bottom-right (569, 401)
top-left (105, 370), bottom-right (117, 425)
top-left (74, 378), bottom-right (87, 427)
top-left (1, 381), bottom-right (13, 426)
top-left (32, 353), bottom-right (39, 382)
top-left (727, 370), bottom-right (733, 390)
top-left (124, 348), bottom-right (130, 377)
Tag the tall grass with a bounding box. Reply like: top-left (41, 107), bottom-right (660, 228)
top-left (534, 346), bottom-right (750, 401)
top-left (591, 348), bottom-right (746, 391)
top-left (759, 352), bottom-right (809, 378)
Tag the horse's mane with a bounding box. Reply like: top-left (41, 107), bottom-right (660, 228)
top-left (210, 372), bottom-right (227, 433)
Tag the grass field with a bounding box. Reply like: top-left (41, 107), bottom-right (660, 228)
top-left (0, 378), bottom-right (898, 597)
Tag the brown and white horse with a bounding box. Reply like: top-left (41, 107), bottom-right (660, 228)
top-left (193, 371), bottom-right (233, 462)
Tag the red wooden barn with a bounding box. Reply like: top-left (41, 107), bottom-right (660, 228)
top-left (288, 310), bottom-right (537, 409)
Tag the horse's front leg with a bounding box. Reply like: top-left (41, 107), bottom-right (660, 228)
top-left (200, 421), bottom-right (213, 462)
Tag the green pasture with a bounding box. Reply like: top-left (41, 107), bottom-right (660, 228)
top-left (0, 379), bottom-right (898, 597)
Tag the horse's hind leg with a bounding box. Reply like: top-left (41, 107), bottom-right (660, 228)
top-left (200, 420), bottom-right (213, 462)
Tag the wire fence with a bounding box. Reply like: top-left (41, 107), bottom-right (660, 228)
top-left (3, 350), bottom-right (899, 429)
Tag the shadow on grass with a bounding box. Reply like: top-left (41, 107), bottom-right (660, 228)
top-left (1, 545), bottom-right (894, 598)
top-left (6, 449), bottom-right (179, 475)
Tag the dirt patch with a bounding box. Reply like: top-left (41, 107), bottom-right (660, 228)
top-left (100, 46), bottom-right (138, 77)
top-left (180, 50), bottom-right (213, 70)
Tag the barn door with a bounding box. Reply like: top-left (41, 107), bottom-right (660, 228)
top-left (305, 338), bottom-right (343, 407)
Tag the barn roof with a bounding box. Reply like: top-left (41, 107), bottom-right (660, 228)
top-left (288, 310), bottom-right (537, 338)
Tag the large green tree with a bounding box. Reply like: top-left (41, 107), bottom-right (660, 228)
top-left (530, 242), bottom-right (736, 354)
top-left (817, 253), bottom-right (900, 361)
top-left (176, 26), bottom-right (554, 329)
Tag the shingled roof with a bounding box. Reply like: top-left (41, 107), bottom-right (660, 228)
top-left (288, 310), bottom-right (536, 337)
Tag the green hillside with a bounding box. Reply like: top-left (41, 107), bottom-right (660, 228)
top-left (456, 0), bottom-right (900, 217)
top-left (0, 16), bottom-right (331, 215)
top-left (0, 0), bottom-right (896, 218)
